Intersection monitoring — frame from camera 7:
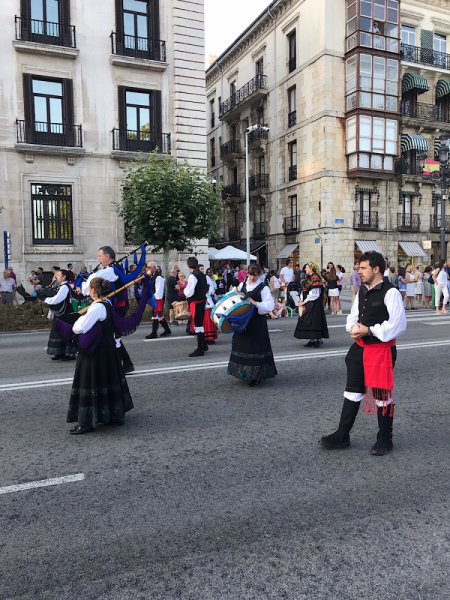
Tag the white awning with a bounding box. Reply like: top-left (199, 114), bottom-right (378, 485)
top-left (213, 245), bottom-right (257, 260)
top-left (355, 240), bottom-right (383, 254)
top-left (398, 241), bottom-right (427, 258)
top-left (276, 243), bottom-right (299, 259)
top-left (208, 247), bottom-right (219, 260)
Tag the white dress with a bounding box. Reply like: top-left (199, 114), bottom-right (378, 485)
top-left (415, 272), bottom-right (424, 295)
top-left (406, 272), bottom-right (416, 297)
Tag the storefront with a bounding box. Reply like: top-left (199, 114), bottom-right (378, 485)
top-left (354, 240), bottom-right (383, 264)
top-left (397, 241), bottom-right (428, 268)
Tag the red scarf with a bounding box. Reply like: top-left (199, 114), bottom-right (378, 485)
top-left (356, 338), bottom-right (396, 416)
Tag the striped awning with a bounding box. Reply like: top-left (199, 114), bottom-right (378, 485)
top-left (355, 240), bottom-right (383, 254)
top-left (401, 133), bottom-right (429, 154)
top-left (402, 73), bottom-right (430, 95)
top-left (436, 79), bottom-right (450, 99)
top-left (398, 241), bottom-right (427, 258)
top-left (276, 243), bottom-right (298, 259)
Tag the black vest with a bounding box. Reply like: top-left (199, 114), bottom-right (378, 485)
top-left (188, 269), bottom-right (207, 302)
top-left (242, 281), bottom-right (267, 318)
top-left (358, 280), bottom-right (394, 345)
top-left (49, 282), bottom-right (73, 316)
top-left (150, 273), bottom-right (159, 294)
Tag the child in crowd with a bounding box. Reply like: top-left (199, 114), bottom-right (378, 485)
top-left (216, 271), bottom-right (227, 298)
top-left (270, 298), bottom-right (287, 319)
top-left (29, 271), bottom-right (38, 284)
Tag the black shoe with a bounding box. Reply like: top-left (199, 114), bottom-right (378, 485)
top-left (160, 321), bottom-right (172, 337)
top-left (318, 399), bottom-right (360, 449)
top-left (203, 344), bottom-right (209, 352)
top-left (51, 355), bottom-right (63, 361)
top-left (304, 341), bottom-right (315, 347)
top-left (61, 354), bottom-right (76, 361)
top-left (249, 380), bottom-right (260, 387)
top-left (160, 331), bottom-right (172, 337)
top-left (145, 320), bottom-right (159, 340)
top-left (145, 333), bottom-right (158, 339)
top-left (371, 405), bottom-right (394, 456)
top-left (106, 420), bottom-right (125, 426)
top-left (189, 348), bottom-right (204, 357)
top-left (123, 365), bottom-right (135, 374)
top-left (319, 431), bottom-right (351, 448)
top-left (69, 425), bottom-right (95, 435)
top-left (371, 439), bottom-right (393, 456)
top-left (314, 339), bottom-right (323, 348)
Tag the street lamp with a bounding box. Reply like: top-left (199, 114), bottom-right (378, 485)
top-left (438, 133), bottom-right (450, 260)
top-left (245, 124), bottom-right (270, 267)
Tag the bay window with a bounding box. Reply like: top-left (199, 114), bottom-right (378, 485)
top-left (346, 0), bottom-right (399, 53)
top-left (346, 53), bottom-right (398, 112)
top-left (347, 115), bottom-right (398, 171)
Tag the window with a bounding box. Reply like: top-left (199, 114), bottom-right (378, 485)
top-left (401, 25), bottom-right (415, 46)
top-left (347, 115), bottom-right (398, 171)
top-left (347, 0), bottom-right (357, 37)
top-left (288, 30), bottom-right (296, 72)
top-left (348, 0), bottom-right (399, 51)
top-left (346, 54), bottom-right (398, 112)
top-left (31, 183), bottom-right (73, 244)
top-left (255, 58), bottom-right (264, 77)
top-left (288, 141), bottom-right (297, 181)
top-left (288, 86), bottom-right (296, 127)
top-left (257, 107), bottom-right (264, 126)
top-left (114, 0), bottom-right (161, 60)
top-left (260, 203), bottom-right (266, 223)
top-left (117, 86), bottom-right (162, 151)
top-left (232, 167), bottom-right (238, 185)
top-left (230, 80), bottom-right (237, 97)
top-left (434, 33), bottom-right (447, 68)
top-left (259, 156), bottom-right (265, 175)
top-left (20, 0), bottom-right (72, 46)
top-left (210, 99), bottom-right (215, 128)
top-left (290, 195), bottom-right (297, 217)
top-left (210, 138), bottom-right (215, 168)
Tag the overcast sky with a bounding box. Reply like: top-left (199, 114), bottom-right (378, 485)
top-left (204, 0), bottom-right (270, 65)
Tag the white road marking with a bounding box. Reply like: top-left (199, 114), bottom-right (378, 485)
top-left (143, 329), bottom-right (283, 342)
top-left (2, 339), bottom-right (450, 393)
top-left (0, 473), bottom-right (84, 495)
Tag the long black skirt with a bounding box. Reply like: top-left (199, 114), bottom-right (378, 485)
top-left (47, 317), bottom-right (77, 356)
top-left (228, 314), bottom-right (277, 382)
top-left (294, 299), bottom-right (329, 340)
top-left (67, 345), bottom-right (133, 428)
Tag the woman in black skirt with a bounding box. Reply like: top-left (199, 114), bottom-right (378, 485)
top-left (44, 269), bottom-right (77, 361)
top-left (227, 263), bottom-right (277, 386)
top-left (294, 262), bottom-right (329, 348)
top-left (67, 277), bottom-right (133, 435)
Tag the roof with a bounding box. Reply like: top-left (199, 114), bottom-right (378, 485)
top-left (402, 73), bottom-right (430, 95)
top-left (355, 240), bottom-right (383, 254)
top-left (401, 133), bottom-right (429, 154)
top-left (436, 79), bottom-right (450, 99)
top-left (398, 241), bottom-right (427, 258)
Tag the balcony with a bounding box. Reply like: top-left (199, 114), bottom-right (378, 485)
top-left (283, 215), bottom-right (300, 233)
top-left (253, 222), bottom-right (268, 238)
top-left (248, 125), bottom-right (269, 147)
top-left (288, 57), bottom-right (296, 73)
top-left (112, 129), bottom-right (171, 154)
top-left (401, 100), bottom-right (450, 124)
top-left (228, 226), bottom-right (241, 240)
top-left (222, 184), bottom-right (241, 200)
top-left (395, 158), bottom-right (423, 177)
top-left (220, 140), bottom-right (241, 161)
top-left (347, 31), bottom-right (399, 54)
top-left (249, 173), bottom-right (269, 191)
top-left (219, 75), bottom-right (268, 121)
top-left (16, 120), bottom-right (82, 148)
top-left (15, 16), bottom-right (76, 48)
top-left (397, 213), bottom-right (421, 231)
top-left (430, 215), bottom-right (450, 232)
top-left (288, 111), bottom-right (297, 128)
top-left (288, 165), bottom-right (297, 182)
top-left (110, 33), bottom-right (167, 70)
top-left (401, 42), bottom-right (450, 70)
top-left (353, 211), bottom-right (379, 230)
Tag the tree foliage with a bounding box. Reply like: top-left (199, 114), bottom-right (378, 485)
top-left (116, 152), bottom-right (223, 253)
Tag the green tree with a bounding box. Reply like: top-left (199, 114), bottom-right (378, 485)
top-left (116, 152), bottom-right (224, 274)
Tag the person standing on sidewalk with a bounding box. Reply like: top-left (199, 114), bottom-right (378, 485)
top-left (433, 259), bottom-right (449, 315)
top-left (319, 251), bottom-right (406, 456)
top-left (0, 269), bottom-right (16, 304)
top-left (145, 262), bottom-right (172, 339)
top-left (280, 259), bottom-right (294, 300)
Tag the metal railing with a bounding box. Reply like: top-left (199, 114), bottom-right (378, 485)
top-left (112, 129), bottom-right (171, 153)
top-left (15, 16), bottom-right (76, 47)
top-left (288, 165), bottom-right (297, 181)
top-left (288, 57), bottom-right (296, 73)
top-left (401, 100), bottom-right (450, 123)
top-left (430, 215), bottom-right (450, 231)
top-left (397, 213), bottom-right (421, 231)
top-left (228, 226), bottom-right (241, 239)
top-left (219, 75), bottom-right (267, 117)
top-left (16, 120), bottom-right (82, 147)
top-left (248, 125), bottom-right (269, 145)
top-left (249, 173), bottom-right (269, 191)
top-left (401, 42), bottom-right (450, 70)
top-left (220, 140), bottom-right (241, 159)
top-left (353, 211), bottom-right (379, 229)
top-left (283, 215), bottom-right (299, 233)
top-left (395, 158), bottom-right (424, 176)
top-left (110, 32), bottom-right (166, 62)
top-left (288, 111), bottom-right (297, 128)
top-left (222, 184), bottom-right (241, 199)
top-left (253, 222), bottom-right (268, 237)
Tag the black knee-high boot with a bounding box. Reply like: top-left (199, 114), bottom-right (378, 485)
top-left (145, 320), bottom-right (159, 340)
top-left (371, 405), bottom-right (394, 456)
top-left (120, 342), bottom-right (134, 374)
top-left (189, 332), bottom-right (205, 357)
top-left (160, 319), bottom-right (172, 337)
top-left (319, 399), bottom-right (360, 448)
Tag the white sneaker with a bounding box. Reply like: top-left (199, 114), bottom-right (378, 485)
top-left (337, 311), bottom-right (343, 315)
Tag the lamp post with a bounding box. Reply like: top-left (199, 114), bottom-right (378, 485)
top-left (245, 124), bottom-right (270, 267)
top-left (438, 133), bottom-right (450, 260)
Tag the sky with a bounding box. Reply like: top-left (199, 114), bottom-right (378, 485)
top-left (204, 0), bottom-right (270, 65)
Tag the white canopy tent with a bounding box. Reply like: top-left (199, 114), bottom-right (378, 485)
top-left (208, 247), bottom-right (219, 260)
top-left (213, 245), bottom-right (257, 261)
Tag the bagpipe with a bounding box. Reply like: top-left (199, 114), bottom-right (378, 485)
top-left (92, 242), bottom-right (149, 274)
top-left (35, 286), bottom-right (59, 301)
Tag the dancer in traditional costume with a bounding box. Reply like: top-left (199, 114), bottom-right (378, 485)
top-left (145, 262), bottom-right (171, 339)
top-left (203, 293), bottom-right (218, 344)
top-left (294, 262), bottom-right (329, 348)
top-left (319, 251), bottom-right (406, 456)
top-left (43, 269), bottom-right (77, 361)
top-left (227, 263), bottom-right (277, 386)
top-left (81, 245), bottom-right (147, 373)
top-left (185, 256), bottom-right (208, 357)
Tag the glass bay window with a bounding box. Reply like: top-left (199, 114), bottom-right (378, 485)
top-left (346, 53), bottom-right (398, 112)
top-left (346, 114), bottom-right (398, 172)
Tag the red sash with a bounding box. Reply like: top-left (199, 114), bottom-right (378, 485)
top-left (356, 338), bottom-right (396, 416)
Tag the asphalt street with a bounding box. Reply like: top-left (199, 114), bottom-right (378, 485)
top-left (1, 293), bottom-right (450, 599)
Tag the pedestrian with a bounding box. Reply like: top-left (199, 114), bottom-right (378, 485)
top-left (350, 264), bottom-right (361, 304)
top-left (184, 256), bottom-right (208, 357)
top-left (280, 259), bottom-right (294, 300)
top-left (269, 269), bottom-right (281, 300)
top-left (325, 265), bottom-right (340, 314)
top-left (227, 263), bottom-right (277, 386)
top-left (423, 265), bottom-right (433, 309)
top-left (145, 262), bottom-right (171, 339)
top-left (405, 265), bottom-right (417, 310)
top-left (43, 270), bottom-right (77, 361)
top-left (177, 271), bottom-right (188, 299)
top-left (237, 265), bottom-right (247, 285)
top-left (50, 266), bottom-right (60, 287)
top-left (8, 266), bottom-right (17, 283)
top-left (0, 269), bottom-right (16, 304)
top-left (216, 271), bottom-right (227, 298)
top-left (415, 265), bottom-right (424, 306)
top-left (433, 259), bottom-right (449, 315)
top-left (294, 262), bottom-right (329, 348)
top-left (388, 266), bottom-right (398, 289)
top-left (167, 268), bottom-right (179, 326)
top-left (398, 267), bottom-right (407, 302)
top-left (319, 251), bottom-right (407, 456)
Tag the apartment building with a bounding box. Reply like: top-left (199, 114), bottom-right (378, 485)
top-left (0, 0), bottom-right (207, 281)
top-left (206, 0), bottom-right (450, 270)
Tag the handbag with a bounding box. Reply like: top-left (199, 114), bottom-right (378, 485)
top-left (428, 273), bottom-right (435, 285)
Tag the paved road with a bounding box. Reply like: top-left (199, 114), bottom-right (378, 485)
top-left (1, 301), bottom-right (450, 599)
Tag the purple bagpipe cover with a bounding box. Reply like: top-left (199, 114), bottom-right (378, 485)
top-left (111, 274), bottom-right (152, 336)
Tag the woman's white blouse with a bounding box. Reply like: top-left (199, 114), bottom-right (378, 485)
top-left (44, 283), bottom-right (69, 305)
top-left (304, 288), bottom-right (321, 303)
top-left (73, 302), bottom-right (107, 334)
top-left (237, 281), bottom-right (274, 315)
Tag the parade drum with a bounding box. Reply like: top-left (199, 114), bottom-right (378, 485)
top-left (173, 300), bottom-right (191, 321)
top-left (211, 291), bottom-right (252, 334)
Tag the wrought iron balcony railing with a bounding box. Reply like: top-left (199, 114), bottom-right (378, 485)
top-left (288, 57), bottom-right (296, 73)
top-left (112, 129), bottom-right (171, 153)
top-left (253, 222), bottom-right (268, 237)
top-left (401, 100), bottom-right (450, 123)
top-left (15, 16), bottom-right (76, 47)
top-left (288, 165), bottom-right (297, 181)
top-left (248, 125), bottom-right (269, 145)
top-left (395, 158), bottom-right (424, 176)
top-left (397, 213), bottom-right (420, 231)
top-left (16, 120), bottom-right (82, 147)
top-left (283, 215), bottom-right (300, 233)
top-left (110, 32), bottom-right (166, 62)
top-left (288, 111), bottom-right (297, 128)
top-left (228, 226), bottom-right (241, 240)
top-left (249, 173), bottom-right (269, 191)
top-left (430, 215), bottom-right (450, 231)
top-left (353, 210), bottom-right (379, 229)
top-left (220, 140), bottom-right (241, 159)
top-left (401, 42), bottom-right (450, 70)
top-left (219, 75), bottom-right (267, 117)
top-left (222, 184), bottom-right (241, 199)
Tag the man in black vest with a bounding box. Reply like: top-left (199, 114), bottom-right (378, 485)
top-left (319, 251), bottom-right (406, 456)
top-left (184, 256), bottom-right (208, 357)
top-left (145, 262), bottom-right (171, 339)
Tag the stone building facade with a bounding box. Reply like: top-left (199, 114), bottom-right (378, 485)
top-left (206, 0), bottom-right (450, 272)
top-left (0, 0), bottom-right (207, 283)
